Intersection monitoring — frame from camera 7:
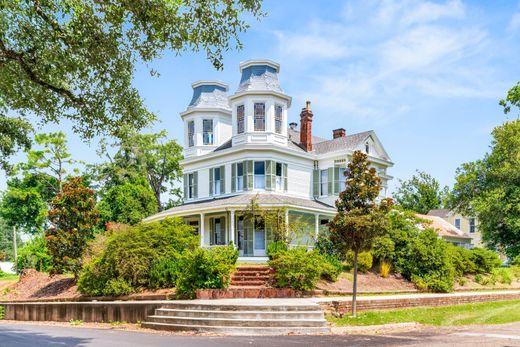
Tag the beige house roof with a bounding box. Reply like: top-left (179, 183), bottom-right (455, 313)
top-left (416, 214), bottom-right (472, 240)
top-left (145, 193), bottom-right (336, 222)
top-left (427, 208), bottom-right (451, 218)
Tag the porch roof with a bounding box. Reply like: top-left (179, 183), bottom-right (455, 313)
top-left (144, 193), bottom-right (336, 222)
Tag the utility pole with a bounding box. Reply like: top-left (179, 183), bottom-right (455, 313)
top-left (12, 225), bottom-right (17, 263)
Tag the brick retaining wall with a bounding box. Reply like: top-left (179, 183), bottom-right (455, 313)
top-left (320, 291), bottom-right (520, 317)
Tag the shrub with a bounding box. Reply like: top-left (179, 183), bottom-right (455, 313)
top-left (399, 229), bottom-right (455, 293)
top-left (380, 261), bottom-right (391, 278)
top-left (492, 268), bottom-right (512, 285)
top-left (78, 217), bottom-right (198, 296)
top-left (321, 255), bottom-right (343, 282)
top-left (511, 254), bottom-right (520, 266)
top-left (511, 265), bottom-right (520, 280)
top-left (149, 256), bottom-right (181, 289)
top-left (345, 251), bottom-right (373, 273)
top-left (15, 234), bottom-right (52, 273)
top-left (266, 241), bottom-right (288, 260)
top-left (315, 229), bottom-right (343, 259)
top-left (103, 278), bottom-right (133, 296)
top-left (175, 245), bottom-right (238, 299)
top-left (471, 248), bottom-right (502, 274)
top-left (373, 236), bottom-right (395, 263)
top-left (268, 247), bottom-right (325, 291)
top-left (447, 244), bottom-right (476, 277)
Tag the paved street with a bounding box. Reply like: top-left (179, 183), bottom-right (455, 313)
top-left (1, 322), bottom-right (520, 347)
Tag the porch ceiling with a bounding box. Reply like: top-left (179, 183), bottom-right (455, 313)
top-left (144, 193), bottom-right (336, 222)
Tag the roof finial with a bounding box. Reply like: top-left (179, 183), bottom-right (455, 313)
top-left (306, 100), bottom-right (311, 111)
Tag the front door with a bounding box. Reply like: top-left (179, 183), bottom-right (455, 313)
top-left (253, 223), bottom-right (266, 257)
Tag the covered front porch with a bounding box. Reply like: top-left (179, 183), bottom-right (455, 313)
top-left (144, 194), bottom-right (336, 260)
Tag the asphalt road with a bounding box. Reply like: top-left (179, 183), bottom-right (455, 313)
top-left (1, 322), bottom-right (520, 347)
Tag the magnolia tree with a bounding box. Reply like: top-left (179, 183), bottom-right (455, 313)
top-left (329, 150), bottom-right (393, 316)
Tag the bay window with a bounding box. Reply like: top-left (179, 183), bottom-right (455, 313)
top-left (237, 105), bottom-right (245, 134)
top-left (254, 103), bottom-right (265, 131)
top-left (254, 161), bottom-right (265, 189)
top-left (203, 119), bottom-right (214, 145)
top-left (275, 105), bottom-right (283, 134)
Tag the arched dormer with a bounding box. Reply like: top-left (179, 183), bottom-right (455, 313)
top-left (229, 59), bottom-right (292, 148)
top-left (180, 81), bottom-right (232, 158)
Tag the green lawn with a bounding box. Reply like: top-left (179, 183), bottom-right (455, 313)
top-left (0, 274), bottom-right (19, 281)
top-left (329, 299), bottom-right (520, 326)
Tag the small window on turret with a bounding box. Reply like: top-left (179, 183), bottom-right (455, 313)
top-left (237, 105), bottom-right (245, 134)
top-left (188, 121), bottom-right (194, 147)
top-left (254, 103), bottom-right (265, 131)
top-left (275, 105), bottom-right (283, 134)
top-left (203, 119), bottom-right (214, 145)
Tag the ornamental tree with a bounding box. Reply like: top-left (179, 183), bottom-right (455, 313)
top-left (328, 150), bottom-right (393, 317)
top-left (45, 176), bottom-right (99, 278)
top-left (393, 170), bottom-right (449, 214)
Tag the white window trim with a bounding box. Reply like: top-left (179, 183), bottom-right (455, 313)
top-left (203, 118), bottom-right (214, 145)
top-left (253, 102), bottom-right (266, 132)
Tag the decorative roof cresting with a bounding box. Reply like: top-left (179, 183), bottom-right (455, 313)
top-left (188, 80), bottom-right (230, 110)
top-left (236, 59), bottom-right (283, 93)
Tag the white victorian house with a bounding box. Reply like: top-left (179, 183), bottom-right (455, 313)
top-left (145, 59), bottom-right (394, 260)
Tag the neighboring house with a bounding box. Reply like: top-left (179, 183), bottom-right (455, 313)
top-left (416, 214), bottom-right (472, 249)
top-left (427, 209), bottom-right (481, 247)
top-left (144, 59), bottom-right (393, 260)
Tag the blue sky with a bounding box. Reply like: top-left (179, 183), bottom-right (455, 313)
top-left (2, 0), bottom-right (520, 194)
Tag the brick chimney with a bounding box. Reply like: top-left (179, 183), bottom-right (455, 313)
top-left (332, 128), bottom-right (346, 139)
top-left (300, 101), bottom-right (313, 152)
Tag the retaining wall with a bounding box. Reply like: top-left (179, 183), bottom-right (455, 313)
top-left (320, 291), bottom-right (520, 317)
top-left (2, 301), bottom-right (166, 323)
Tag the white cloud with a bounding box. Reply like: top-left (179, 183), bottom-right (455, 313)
top-left (271, 1), bottom-right (502, 125)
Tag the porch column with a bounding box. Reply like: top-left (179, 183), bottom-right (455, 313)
top-left (285, 209), bottom-right (289, 237)
top-left (199, 213), bottom-right (205, 247)
top-left (315, 213), bottom-right (320, 238)
top-left (229, 210), bottom-right (235, 247)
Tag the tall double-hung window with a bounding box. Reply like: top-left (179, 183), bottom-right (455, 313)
top-left (237, 105), bottom-right (245, 134)
top-left (213, 167), bottom-right (221, 195)
top-left (275, 105), bottom-right (283, 134)
top-left (188, 121), bottom-right (195, 147)
top-left (254, 161), bottom-right (265, 189)
top-left (320, 169), bottom-right (328, 196)
top-left (254, 103), bottom-right (265, 131)
top-left (275, 162), bottom-right (283, 191)
top-left (236, 162), bottom-right (244, 191)
top-left (203, 119), bottom-right (214, 145)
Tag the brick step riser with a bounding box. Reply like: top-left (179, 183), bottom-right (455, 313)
top-left (154, 309), bottom-right (324, 320)
top-left (140, 322), bottom-right (331, 335)
top-left (230, 282), bottom-right (268, 287)
top-left (159, 304), bottom-right (320, 312)
top-left (232, 272), bottom-right (271, 277)
top-left (146, 316), bottom-right (327, 328)
top-left (235, 267), bottom-right (271, 272)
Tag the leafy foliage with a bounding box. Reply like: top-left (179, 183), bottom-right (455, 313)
top-left (0, 0), bottom-right (263, 145)
top-left (450, 119), bottom-right (520, 258)
top-left (0, 115), bottom-right (32, 172)
top-left (97, 181), bottom-right (157, 225)
top-left (393, 170), bottom-right (448, 214)
top-left (268, 247), bottom-right (328, 291)
top-left (175, 245), bottom-right (238, 299)
top-left (345, 251), bottom-right (373, 273)
top-left (15, 234), bottom-right (52, 273)
top-left (78, 218), bottom-right (198, 296)
top-left (45, 177), bottom-right (99, 278)
top-left (471, 248), bottom-right (502, 274)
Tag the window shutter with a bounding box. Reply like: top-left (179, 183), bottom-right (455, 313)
top-left (209, 168), bottom-right (214, 196)
top-left (283, 163), bottom-right (288, 191)
top-left (334, 167), bottom-right (341, 195)
top-left (220, 165), bottom-right (225, 194)
top-left (313, 169), bottom-right (320, 198)
top-left (327, 167), bottom-right (334, 196)
top-left (245, 160), bottom-right (254, 191)
top-left (193, 171), bottom-right (198, 199)
top-left (183, 174), bottom-right (188, 199)
top-left (231, 163), bottom-right (236, 193)
top-left (209, 217), bottom-right (214, 245)
top-left (266, 160), bottom-right (273, 191)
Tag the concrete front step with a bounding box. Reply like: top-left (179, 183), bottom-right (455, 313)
top-left (232, 274), bottom-right (271, 279)
top-left (235, 266), bottom-right (271, 271)
top-left (145, 315), bottom-right (327, 328)
top-left (159, 303), bottom-right (319, 311)
top-left (155, 308), bottom-right (324, 320)
top-left (141, 322), bottom-right (331, 335)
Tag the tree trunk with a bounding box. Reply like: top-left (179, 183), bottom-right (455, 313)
top-left (155, 191), bottom-right (162, 212)
top-left (352, 249), bottom-right (359, 317)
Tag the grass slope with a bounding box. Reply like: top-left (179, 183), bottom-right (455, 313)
top-left (329, 299), bottom-right (520, 326)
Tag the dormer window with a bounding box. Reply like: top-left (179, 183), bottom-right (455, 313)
top-left (188, 121), bottom-right (195, 147)
top-left (254, 103), bottom-right (265, 131)
top-left (275, 105), bottom-right (283, 134)
top-left (237, 105), bottom-right (245, 134)
top-left (203, 119), bottom-right (214, 145)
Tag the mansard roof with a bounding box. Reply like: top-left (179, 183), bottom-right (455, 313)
top-left (236, 59), bottom-right (283, 94)
top-left (187, 80), bottom-right (230, 111)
